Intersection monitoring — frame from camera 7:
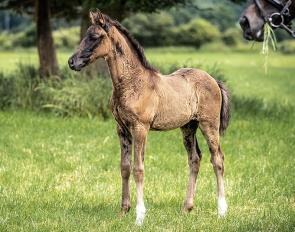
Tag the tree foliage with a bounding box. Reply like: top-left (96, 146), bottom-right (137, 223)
top-left (0, 0), bottom-right (195, 77)
top-left (0, 0), bottom-right (249, 77)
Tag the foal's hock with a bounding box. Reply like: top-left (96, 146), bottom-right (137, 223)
top-left (69, 9), bottom-right (231, 226)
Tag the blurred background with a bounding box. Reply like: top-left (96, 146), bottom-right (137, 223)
top-left (1, 0), bottom-right (294, 76)
top-left (0, 0), bottom-right (294, 117)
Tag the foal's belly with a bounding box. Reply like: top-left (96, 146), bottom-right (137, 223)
top-left (150, 104), bottom-right (196, 131)
top-left (150, 79), bottom-right (198, 131)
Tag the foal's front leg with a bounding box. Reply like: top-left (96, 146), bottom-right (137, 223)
top-left (117, 124), bottom-right (132, 216)
top-left (132, 124), bottom-right (148, 226)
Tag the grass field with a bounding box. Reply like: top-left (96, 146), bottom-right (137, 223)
top-left (0, 47), bottom-right (295, 231)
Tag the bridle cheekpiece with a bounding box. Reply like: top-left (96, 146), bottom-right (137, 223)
top-left (255, 0), bottom-right (295, 37)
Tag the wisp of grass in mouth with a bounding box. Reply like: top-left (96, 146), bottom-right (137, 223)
top-left (262, 23), bottom-right (277, 74)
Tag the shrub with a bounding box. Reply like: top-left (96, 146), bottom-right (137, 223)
top-left (13, 25), bottom-right (37, 47)
top-left (0, 26), bottom-right (79, 50)
top-left (221, 28), bottom-right (240, 46)
top-left (0, 25), bottom-right (37, 49)
top-left (175, 18), bottom-right (220, 48)
top-left (53, 27), bottom-right (80, 49)
top-left (122, 12), bottom-right (174, 47)
top-left (279, 40), bottom-right (295, 54)
top-left (0, 63), bottom-right (112, 119)
top-left (0, 32), bottom-right (14, 49)
top-left (0, 63), bottom-right (41, 109)
top-left (38, 75), bottom-right (112, 119)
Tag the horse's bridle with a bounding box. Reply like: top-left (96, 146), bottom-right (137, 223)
top-left (255, 0), bottom-right (295, 37)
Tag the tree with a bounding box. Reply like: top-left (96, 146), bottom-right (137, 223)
top-left (0, 0), bottom-right (59, 76)
top-left (0, 0), bottom-right (193, 76)
top-left (36, 0), bottom-right (59, 76)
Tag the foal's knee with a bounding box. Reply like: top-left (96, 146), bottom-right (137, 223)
top-left (133, 166), bottom-right (144, 182)
top-left (189, 155), bottom-right (201, 173)
top-left (121, 164), bottom-right (131, 179)
top-left (210, 156), bottom-right (224, 173)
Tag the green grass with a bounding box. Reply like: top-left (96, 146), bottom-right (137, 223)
top-left (0, 47), bottom-right (295, 231)
top-left (0, 110), bottom-right (294, 231)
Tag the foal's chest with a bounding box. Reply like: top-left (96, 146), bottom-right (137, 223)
top-left (109, 96), bottom-right (137, 128)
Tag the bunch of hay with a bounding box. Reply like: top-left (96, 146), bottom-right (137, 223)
top-left (262, 23), bottom-right (277, 74)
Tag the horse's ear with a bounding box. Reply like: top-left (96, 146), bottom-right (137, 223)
top-left (89, 9), bottom-right (105, 27)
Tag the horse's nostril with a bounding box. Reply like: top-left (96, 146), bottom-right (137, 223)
top-left (240, 16), bottom-right (250, 29)
top-left (68, 58), bottom-right (74, 66)
top-left (239, 16), bottom-right (246, 24)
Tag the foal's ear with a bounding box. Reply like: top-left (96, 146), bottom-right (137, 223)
top-left (89, 8), bottom-right (106, 27)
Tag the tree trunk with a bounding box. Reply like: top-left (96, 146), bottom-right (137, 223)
top-left (80, 6), bottom-right (90, 41)
top-left (35, 0), bottom-right (59, 77)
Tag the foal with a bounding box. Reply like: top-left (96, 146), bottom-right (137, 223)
top-left (68, 9), bottom-right (231, 225)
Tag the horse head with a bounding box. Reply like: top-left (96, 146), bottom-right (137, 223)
top-left (68, 9), bottom-right (112, 71)
top-left (239, 0), bottom-right (295, 41)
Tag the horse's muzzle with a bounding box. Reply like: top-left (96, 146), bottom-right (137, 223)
top-left (239, 15), bottom-right (264, 42)
top-left (239, 16), bottom-right (255, 40)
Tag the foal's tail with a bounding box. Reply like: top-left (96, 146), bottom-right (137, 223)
top-left (217, 80), bottom-right (231, 136)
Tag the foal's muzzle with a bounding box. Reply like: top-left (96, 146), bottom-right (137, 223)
top-left (68, 57), bottom-right (75, 69)
top-left (68, 55), bottom-right (88, 71)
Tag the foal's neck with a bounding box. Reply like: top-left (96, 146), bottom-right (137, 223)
top-left (104, 27), bottom-right (154, 92)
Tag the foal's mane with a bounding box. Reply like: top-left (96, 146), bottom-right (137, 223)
top-left (103, 15), bottom-right (157, 72)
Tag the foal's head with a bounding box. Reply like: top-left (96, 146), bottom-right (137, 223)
top-left (68, 10), bottom-right (111, 71)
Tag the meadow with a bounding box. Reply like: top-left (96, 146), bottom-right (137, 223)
top-left (0, 47), bottom-right (295, 231)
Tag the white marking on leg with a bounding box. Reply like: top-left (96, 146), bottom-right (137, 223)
top-left (218, 197), bottom-right (227, 217)
top-left (135, 201), bottom-right (146, 226)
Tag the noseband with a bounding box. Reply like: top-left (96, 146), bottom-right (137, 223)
top-left (255, 0), bottom-right (295, 37)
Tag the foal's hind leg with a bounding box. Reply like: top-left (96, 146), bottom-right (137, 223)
top-left (181, 121), bottom-right (202, 212)
top-left (199, 121), bottom-right (227, 217)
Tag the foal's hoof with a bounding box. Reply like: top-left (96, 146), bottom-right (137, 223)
top-left (182, 205), bottom-right (193, 214)
top-left (119, 206), bottom-right (131, 218)
top-left (135, 204), bottom-right (146, 226)
top-left (218, 197), bottom-right (227, 218)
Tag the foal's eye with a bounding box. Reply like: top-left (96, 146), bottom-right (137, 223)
top-left (89, 35), bottom-right (100, 42)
